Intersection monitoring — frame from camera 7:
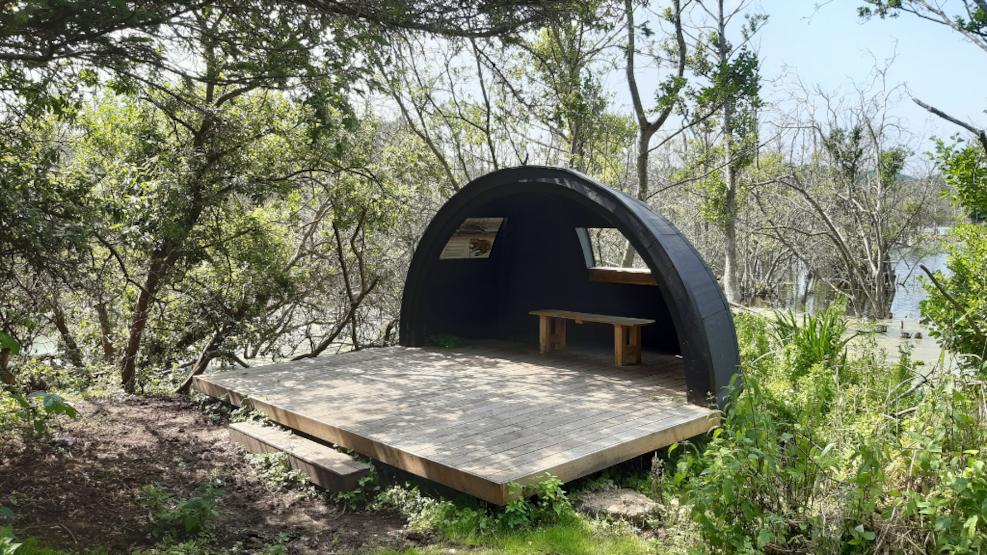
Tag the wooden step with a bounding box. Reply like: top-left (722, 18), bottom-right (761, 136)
top-left (229, 421), bottom-right (371, 492)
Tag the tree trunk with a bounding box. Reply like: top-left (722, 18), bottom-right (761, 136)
top-left (119, 249), bottom-right (168, 392)
top-left (0, 349), bottom-right (14, 385)
top-left (176, 300), bottom-right (251, 394)
top-left (52, 300), bottom-right (84, 368)
top-left (622, 133), bottom-right (653, 267)
top-left (620, 0), bottom-right (684, 268)
top-left (718, 0), bottom-right (741, 304)
top-left (95, 301), bottom-right (116, 362)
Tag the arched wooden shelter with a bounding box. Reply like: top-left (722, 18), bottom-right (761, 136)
top-left (401, 166), bottom-right (739, 408)
top-left (193, 166), bottom-right (739, 504)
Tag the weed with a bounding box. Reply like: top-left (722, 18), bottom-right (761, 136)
top-left (139, 480), bottom-right (226, 539)
top-left (424, 334), bottom-right (471, 348)
top-left (502, 475), bottom-right (575, 531)
top-left (2, 389), bottom-right (77, 436)
top-left (244, 451), bottom-right (315, 497)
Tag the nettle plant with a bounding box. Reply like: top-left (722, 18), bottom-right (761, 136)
top-left (140, 480), bottom-right (226, 539)
top-left (4, 389), bottom-right (78, 436)
top-left (502, 474), bottom-right (575, 531)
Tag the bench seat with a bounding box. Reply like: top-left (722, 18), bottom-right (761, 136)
top-left (529, 309), bottom-right (655, 366)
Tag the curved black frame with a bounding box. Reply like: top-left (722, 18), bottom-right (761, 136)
top-left (400, 167), bottom-right (740, 409)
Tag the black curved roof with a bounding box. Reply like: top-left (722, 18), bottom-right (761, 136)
top-left (400, 167), bottom-right (740, 409)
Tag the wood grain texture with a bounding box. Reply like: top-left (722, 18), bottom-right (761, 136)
top-left (193, 341), bottom-right (713, 505)
top-left (529, 309), bottom-right (655, 327)
top-left (229, 421), bottom-right (370, 492)
top-left (588, 267), bottom-right (658, 286)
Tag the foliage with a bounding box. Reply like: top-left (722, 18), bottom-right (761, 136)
top-left (373, 475), bottom-right (581, 537)
top-left (771, 301), bottom-right (856, 378)
top-left (502, 475), bottom-right (576, 531)
top-left (2, 389), bottom-right (77, 436)
top-left (424, 334), bottom-right (471, 349)
top-left (244, 451), bottom-right (316, 497)
top-left (139, 481), bottom-right (226, 539)
top-left (921, 132), bottom-right (987, 364)
top-left (332, 461), bottom-right (382, 508)
top-left (0, 528), bottom-right (108, 555)
top-left (934, 135), bottom-right (987, 221)
top-left (921, 225), bottom-right (987, 362)
top-left (677, 309), bottom-right (987, 554)
top-left (0, 527), bottom-right (19, 555)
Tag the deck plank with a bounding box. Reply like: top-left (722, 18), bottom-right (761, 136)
top-left (193, 341), bottom-right (715, 505)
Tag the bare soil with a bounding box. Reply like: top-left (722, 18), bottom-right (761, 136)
top-left (0, 395), bottom-right (418, 554)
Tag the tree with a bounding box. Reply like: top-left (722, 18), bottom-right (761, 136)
top-left (859, 0), bottom-right (987, 357)
top-left (759, 67), bottom-right (941, 318)
top-left (690, 0), bottom-right (764, 302)
top-left (620, 0), bottom-right (687, 266)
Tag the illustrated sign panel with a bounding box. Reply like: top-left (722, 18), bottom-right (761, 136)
top-left (440, 218), bottom-right (505, 259)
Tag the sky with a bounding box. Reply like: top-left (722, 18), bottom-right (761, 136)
top-left (605, 0), bottom-right (986, 159)
top-left (753, 0), bottom-right (985, 150)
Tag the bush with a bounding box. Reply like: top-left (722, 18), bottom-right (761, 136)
top-left (1, 388), bottom-right (78, 436)
top-left (139, 481), bottom-right (226, 539)
top-left (424, 333), bottom-right (471, 348)
top-left (921, 224), bottom-right (987, 364)
top-left (676, 308), bottom-right (987, 554)
top-left (501, 475), bottom-right (575, 531)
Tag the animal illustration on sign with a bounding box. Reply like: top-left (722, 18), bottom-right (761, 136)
top-left (469, 238), bottom-right (493, 256)
top-left (439, 217), bottom-right (505, 259)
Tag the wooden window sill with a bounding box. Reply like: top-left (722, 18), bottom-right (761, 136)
top-left (588, 267), bottom-right (657, 286)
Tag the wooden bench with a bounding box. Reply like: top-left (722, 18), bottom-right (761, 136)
top-left (529, 309), bottom-right (655, 366)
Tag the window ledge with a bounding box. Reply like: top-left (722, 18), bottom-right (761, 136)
top-left (588, 267), bottom-right (657, 286)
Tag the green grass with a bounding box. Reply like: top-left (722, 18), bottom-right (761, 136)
top-left (1, 528), bottom-right (110, 555)
top-left (373, 518), bottom-right (655, 555)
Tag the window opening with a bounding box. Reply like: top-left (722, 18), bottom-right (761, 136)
top-left (579, 228), bottom-right (649, 269)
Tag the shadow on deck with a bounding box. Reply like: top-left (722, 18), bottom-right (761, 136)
top-left (192, 340), bottom-right (717, 504)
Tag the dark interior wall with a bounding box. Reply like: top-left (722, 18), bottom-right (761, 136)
top-left (418, 192), bottom-right (679, 353)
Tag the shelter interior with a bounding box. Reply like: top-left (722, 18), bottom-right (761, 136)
top-left (417, 192), bottom-right (681, 355)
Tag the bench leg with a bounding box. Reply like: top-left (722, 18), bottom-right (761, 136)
top-left (614, 325), bottom-right (626, 366)
top-left (539, 317), bottom-right (567, 353)
top-left (554, 318), bottom-right (566, 351)
top-left (614, 325), bottom-right (642, 366)
top-left (630, 325), bottom-right (642, 364)
top-left (539, 316), bottom-right (551, 354)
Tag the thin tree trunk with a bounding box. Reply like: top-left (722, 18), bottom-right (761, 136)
top-left (95, 301), bottom-right (116, 362)
top-left (176, 301), bottom-right (252, 394)
top-left (52, 300), bottom-right (84, 368)
top-left (620, 0), bottom-right (685, 267)
top-left (718, 0), bottom-right (741, 304)
top-left (0, 349), bottom-right (14, 385)
top-left (119, 248), bottom-right (168, 392)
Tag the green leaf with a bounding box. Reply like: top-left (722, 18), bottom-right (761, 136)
top-left (964, 515), bottom-right (980, 537)
top-left (756, 528), bottom-right (774, 548)
top-left (0, 506), bottom-right (13, 519)
top-left (0, 332), bottom-right (20, 355)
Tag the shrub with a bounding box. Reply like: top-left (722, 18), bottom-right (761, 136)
top-left (501, 475), bottom-right (575, 531)
top-left (424, 334), bottom-right (471, 348)
top-left (139, 481), bottom-right (226, 539)
top-left (920, 224), bottom-right (987, 365)
top-left (681, 309), bottom-right (987, 554)
top-left (2, 389), bottom-right (78, 436)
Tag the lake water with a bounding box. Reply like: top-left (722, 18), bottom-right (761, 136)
top-left (754, 241), bottom-right (954, 368)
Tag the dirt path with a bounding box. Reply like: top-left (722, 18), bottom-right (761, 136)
top-left (0, 395), bottom-right (415, 554)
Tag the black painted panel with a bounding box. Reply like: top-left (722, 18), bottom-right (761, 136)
top-left (400, 167), bottom-right (740, 410)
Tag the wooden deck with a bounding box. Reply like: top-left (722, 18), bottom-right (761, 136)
top-left (192, 341), bottom-right (716, 505)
